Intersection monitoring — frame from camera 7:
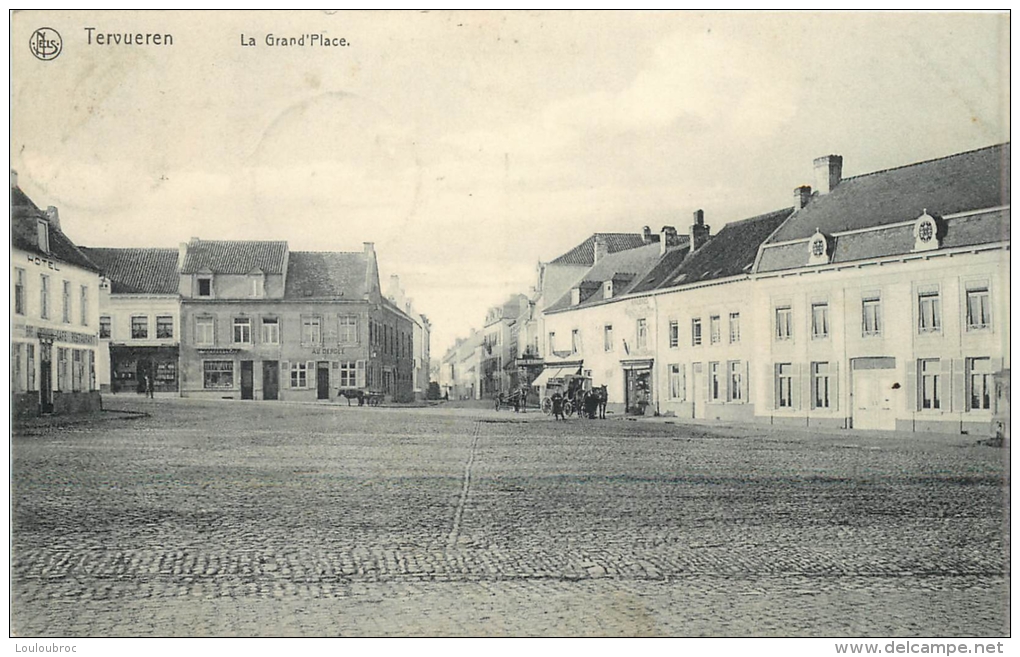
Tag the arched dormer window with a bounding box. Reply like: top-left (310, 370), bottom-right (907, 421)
top-left (807, 229), bottom-right (830, 266)
top-left (913, 211), bottom-right (942, 252)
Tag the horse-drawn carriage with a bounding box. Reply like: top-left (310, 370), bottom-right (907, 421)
top-left (541, 373), bottom-right (591, 417)
top-left (494, 386), bottom-right (529, 411)
top-left (338, 388), bottom-right (384, 406)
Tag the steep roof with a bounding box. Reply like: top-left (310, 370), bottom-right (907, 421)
top-left (549, 232), bottom-right (653, 266)
top-left (11, 186), bottom-right (100, 273)
top-left (79, 247), bottom-right (180, 294)
top-left (546, 241), bottom-right (673, 313)
top-left (180, 239), bottom-right (288, 274)
top-left (284, 251), bottom-right (369, 299)
top-left (656, 208), bottom-right (794, 288)
top-left (769, 143), bottom-right (1009, 243)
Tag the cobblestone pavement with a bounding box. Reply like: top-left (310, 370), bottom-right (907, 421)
top-left (11, 399), bottom-right (1009, 636)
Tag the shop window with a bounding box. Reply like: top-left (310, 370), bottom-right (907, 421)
top-left (691, 318), bottom-right (702, 346)
top-left (72, 349), bottom-right (83, 392)
top-left (203, 360), bottom-right (234, 389)
top-left (131, 315), bottom-right (149, 339)
top-left (156, 316), bottom-right (174, 339)
top-left (57, 348), bottom-right (69, 392)
top-left (99, 316), bottom-right (112, 339)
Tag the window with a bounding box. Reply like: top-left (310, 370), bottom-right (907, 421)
top-left (811, 303), bottom-right (829, 339)
top-left (261, 317), bottom-right (280, 344)
top-left (691, 318), bottom-right (702, 346)
top-left (776, 363), bottom-right (793, 408)
top-left (969, 358), bottom-right (992, 411)
top-left (62, 280), bottom-right (71, 323)
top-left (99, 316), bottom-right (112, 339)
top-left (203, 360), bottom-right (234, 389)
top-left (251, 276), bottom-right (264, 298)
top-left (669, 364), bottom-right (685, 400)
top-left (72, 350), bottom-right (83, 392)
top-left (80, 285), bottom-right (88, 325)
top-left (917, 289), bottom-right (941, 333)
top-left (37, 220), bottom-right (49, 253)
top-left (775, 306), bottom-right (793, 341)
top-left (603, 325), bottom-right (613, 352)
top-left (12, 343), bottom-right (24, 393)
top-left (339, 315), bottom-right (359, 343)
top-left (57, 348), bottom-right (68, 391)
top-left (812, 362), bottom-right (831, 409)
top-left (729, 313), bottom-right (740, 343)
top-left (131, 315), bottom-right (149, 339)
top-left (920, 359), bottom-right (941, 410)
top-left (197, 277), bottom-right (212, 297)
top-left (290, 361), bottom-right (308, 388)
top-left (27, 345), bottom-right (36, 391)
top-left (862, 296), bottom-right (882, 336)
top-left (636, 319), bottom-right (648, 350)
top-left (15, 268), bottom-right (25, 315)
top-left (548, 332), bottom-right (556, 353)
top-left (302, 316), bottom-right (322, 346)
top-left (966, 286), bottom-right (991, 330)
top-left (709, 362), bottom-right (720, 401)
top-left (571, 329), bottom-right (580, 354)
top-left (156, 316), bottom-right (174, 339)
top-left (195, 317), bottom-right (215, 345)
top-left (233, 317), bottom-right (252, 344)
top-left (669, 320), bottom-right (679, 348)
top-left (729, 361), bottom-right (742, 402)
top-left (709, 316), bottom-right (721, 344)
top-left (40, 274), bottom-right (50, 319)
top-left (339, 361), bottom-right (357, 387)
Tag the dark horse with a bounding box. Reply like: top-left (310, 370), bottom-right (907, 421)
top-left (594, 385), bottom-right (608, 419)
top-left (338, 389), bottom-right (365, 406)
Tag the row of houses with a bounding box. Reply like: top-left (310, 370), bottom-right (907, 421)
top-left (11, 172), bottom-right (430, 416)
top-left (442, 143), bottom-right (1010, 434)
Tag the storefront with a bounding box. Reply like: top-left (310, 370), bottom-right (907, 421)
top-left (109, 345), bottom-right (179, 393)
top-left (622, 359), bottom-right (654, 415)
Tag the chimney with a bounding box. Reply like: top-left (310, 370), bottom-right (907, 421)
top-left (44, 206), bottom-right (61, 231)
top-left (794, 185), bottom-right (812, 210)
top-left (593, 234), bottom-right (608, 264)
top-left (363, 242), bottom-right (378, 298)
top-left (813, 155), bottom-right (843, 194)
top-left (10, 170), bottom-right (17, 189)
top-left (364, 241), bottom-right (375, 254)
top-left (659, 225), bottom-right (679, 255)
top-left (690, 210), bottom-right (710, 253)
top-left (641, 225), bottom-right (653, 244)
top-left (178, 242), bottom-right (188, 270)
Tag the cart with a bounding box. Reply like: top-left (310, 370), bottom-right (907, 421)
top-left (541, 374), bottom-right (591, 417)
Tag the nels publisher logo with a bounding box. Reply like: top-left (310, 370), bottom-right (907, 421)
top-left (29, 28), bottom-right (62, 61)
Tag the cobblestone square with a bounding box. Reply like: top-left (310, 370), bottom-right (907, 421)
top-left (11, 399), bottom-right (1009, 636)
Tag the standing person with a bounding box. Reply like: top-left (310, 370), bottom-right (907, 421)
top-left (552, 392), bottom-right (564, 421)
top-left (520, 386), bottom-right (528, 414)
top-left (145, 372), bottom-right (154, 398)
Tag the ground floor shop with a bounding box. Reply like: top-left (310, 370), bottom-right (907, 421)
top-left (107, 345), bottom-right (179, 394)
top-left (11, 324), bottom-right (101, 418)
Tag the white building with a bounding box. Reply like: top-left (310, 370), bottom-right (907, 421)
top-left (11, 174), bottom-right (102, 417)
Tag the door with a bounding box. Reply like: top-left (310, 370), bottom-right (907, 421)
top-left (316, 362), bottom-right (330, 400)
top-left (262, 361), bottom-right (279, 400)
top-left (39, 343), bottom-right (53, 414)
top-left (852, 369), bottom-right (897, 430)
top-left (625, 368), bottom-right (652, 415)
top-left (136, 359), bottom-right (152, 394)
top-left (240, 360), bottom-right (254, 400)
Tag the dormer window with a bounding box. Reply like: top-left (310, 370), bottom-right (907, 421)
top-left (807, 229), bottom-right (830, 266)
top-left (197, 276), bottom-right (212, 297)
top-left (604, 281), bottom-right (613, 299)
top-left (913, 211), bottom-right (941, 252)
top-left (571, 288), bottom-right (581, 306)
top-left (37, 219), bottom-right (49, 254)
top-left (251, 275), bottom-right (264, 298)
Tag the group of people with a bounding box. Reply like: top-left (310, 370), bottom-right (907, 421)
top-left (551, 385), bottom-right (607, 420)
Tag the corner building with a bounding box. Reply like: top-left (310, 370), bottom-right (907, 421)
top-left (178, 239), bottom-right (413, 402)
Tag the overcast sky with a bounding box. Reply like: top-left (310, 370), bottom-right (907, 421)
top-left (11, 10), bottom-right (1009, 356)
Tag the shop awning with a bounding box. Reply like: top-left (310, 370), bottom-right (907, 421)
top-left (532, 363), bottom-right (582, 388)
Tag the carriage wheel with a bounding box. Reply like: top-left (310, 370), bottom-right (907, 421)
top-left (563, 400), bottom-right (574, 417)
top-left (541, 397), bottom-right (552, 414)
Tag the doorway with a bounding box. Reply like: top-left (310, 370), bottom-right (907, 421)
top-left (624, 367), bottom-right (652, 415)
top-left (240, 360), bottom-right (254, 400)
top-left (852, 358), bottom-right (898, 430)
top-left (262, 361), bottom-right (279, 400)
top-left (39, 343), bottom-right (53, 414)
top-left (317, 362), bottom-right (330, 400)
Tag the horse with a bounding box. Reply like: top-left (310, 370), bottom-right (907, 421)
top-left (595, 385), bottom-right (608, 419)
top-left (338, 389), bottom-right (365, 406)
